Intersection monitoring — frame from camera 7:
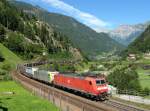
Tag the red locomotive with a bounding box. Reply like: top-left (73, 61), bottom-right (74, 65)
top-left (54, 74), bottom-right (108, 100)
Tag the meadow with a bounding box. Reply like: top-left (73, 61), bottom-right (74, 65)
top-left (137, 68), bottom-right (150, 89)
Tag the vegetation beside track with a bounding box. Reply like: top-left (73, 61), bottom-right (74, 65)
top-left (0, 43), bottom-right (22, 68)
top-left (0, 81), bottom-right (59, 111)
top-left (0, 43), bottom-right (22, 80)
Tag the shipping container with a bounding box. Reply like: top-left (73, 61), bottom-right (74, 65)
top-left (34, 70), bottom-right (58, 83)
top-left (25, 67), bottom-right (38, 75)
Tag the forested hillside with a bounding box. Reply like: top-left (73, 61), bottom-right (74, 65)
top-left (11, 1), bottom-right (124, 57)
top-left (0, 0), bottom-right (82, 60)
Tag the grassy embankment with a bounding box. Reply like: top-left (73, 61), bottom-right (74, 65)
top-left (0, 43), bottom-right (22, 68)
top-left (0, 43), bottom-right (59, 111)
top-left (0, 81), bottom-right (59, 111)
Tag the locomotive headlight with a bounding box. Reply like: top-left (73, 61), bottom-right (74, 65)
top-left (97, 87), bottom-right (107, 90)
top-left (97, 87), bottom-right (102, 90)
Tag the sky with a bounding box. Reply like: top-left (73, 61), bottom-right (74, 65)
top-left (18, 0), bottom-right (150, 32)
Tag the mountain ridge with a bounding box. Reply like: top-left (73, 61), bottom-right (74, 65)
top-left (109, 22), bottom-right (149, 46)
top-left (124, 24), bottom-right (150, 55)
top-left (10, 1), bottom-right (124, 57)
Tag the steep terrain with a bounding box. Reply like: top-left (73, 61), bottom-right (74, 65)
top-left (0, 43), bottom-right (22, 68)
top-left (109, 23), bottom-right (149, 46)
top-left (0, 43), bottom-right (22, 80)
top-left (11, 1), bottom-right (124, 56)
top-left (0, 0), bottom-right (82, 60)
top-left (124, 25), bottom-right (150, 54)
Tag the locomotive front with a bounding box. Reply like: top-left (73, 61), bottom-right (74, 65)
top-left (95, 78), bottom-right (108, 100)
top-left (85, 76), bottom-right (108, 100)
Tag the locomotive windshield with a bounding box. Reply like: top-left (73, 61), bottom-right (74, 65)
top-left (96, 80), bottom-right (106, 85)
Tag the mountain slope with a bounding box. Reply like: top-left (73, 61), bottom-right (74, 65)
top-left (0, 43), bottom-right (22, 68)
top-left (11, 1), bottom-right (124, 56)
top-left (109, 23), bottom-right (149, 46)
top-left (0, 0), bottom-right (82, 60)
top-left (124, 25), bottom-right (150, 54)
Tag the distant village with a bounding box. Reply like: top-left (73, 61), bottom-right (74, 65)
top-left (128, 52), bottom-right (150, 60)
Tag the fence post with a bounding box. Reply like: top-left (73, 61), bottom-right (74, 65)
top-left (82, 103), bottom-right (84, 111)
top-left (53, 91), bottom-right (55, 104)
top-left (59, 94), bottom-right (62, 111)
top-left (129, 93), bottom-right (130, 102)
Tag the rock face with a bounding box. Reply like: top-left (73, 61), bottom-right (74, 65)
top-left (109, 23), bottom-right (149, 46)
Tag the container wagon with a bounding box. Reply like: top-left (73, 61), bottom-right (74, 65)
top-left (25, 67), bottom-right (38, 75)
top-left (34, 70), bottom-right (58, 83)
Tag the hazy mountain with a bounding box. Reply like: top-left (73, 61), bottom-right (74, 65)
top-left (10, 1), bottom-right (124, 56)
top-left (109, 23), bottom-right (149, 46)
top-left (123, 24), bottom-right (150, 55)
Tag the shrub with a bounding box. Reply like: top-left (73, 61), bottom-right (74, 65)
top-left (142, 87), bottom-right (150, 96)
top-left (0, 69), bottom-right (7, 75)
top-left (3, 73), bottom-right (12, 81)
top-left (2, 63), bottom-right (12, 71)
top-left (0, 24), bottom-right (6, 42)
top-left (0, 68), bottom-right (12, 81)
top-left (0, 51), bottom-right (5, 62)
top-left (107, 67), bottom-right (141, 91)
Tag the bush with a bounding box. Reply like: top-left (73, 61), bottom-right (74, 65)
top-left (142, 87), bottom-right (150, 96)
top-left (89, 64), bottom-right (97, 71)
top-left (3, 72), bottom-right (12, 81)
top-left (54, 63), bottom-right (59, 71)
top-left (2, 63), bottom-right (12, 71)
top-left (0, 69), bottom-right (7, 75)
top-left (0, 51), bottom-right (5, 62)
top-left (0, 68), bottom-right (12, 81)
top-left (107, 67), bottom-right (141, 91)
top-left (0, 24), bottom-right (6, 42)
top-left (54, 63), bottom-right (76, 72)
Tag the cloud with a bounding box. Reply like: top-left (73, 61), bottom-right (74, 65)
top-left (41, 0), bottom-right (109, 32)
top-left (18, 0), bottom-right (110, 32)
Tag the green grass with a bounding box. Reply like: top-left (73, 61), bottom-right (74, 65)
top-left (0, 43), bottom-right (22, 68)
top-left (134, 58), bottom-right (150, 98)
top-left (135, 57), bottom-right (150, 89)
top-left (138, 58), bottom-right (150, 64)
top-left (136, 67), bottom-right (150, 89)
top-left (0, 81), bottom-right (59, 111)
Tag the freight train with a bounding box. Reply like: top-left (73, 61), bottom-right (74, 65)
top-left (18, 65), bottom-right (108, 100)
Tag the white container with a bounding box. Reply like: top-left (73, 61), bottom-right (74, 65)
top-left (26, 67), bottom-right (38, 75)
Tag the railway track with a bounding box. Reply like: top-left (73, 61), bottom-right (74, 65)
top-left (102, 99), bottom-right (149, 111)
